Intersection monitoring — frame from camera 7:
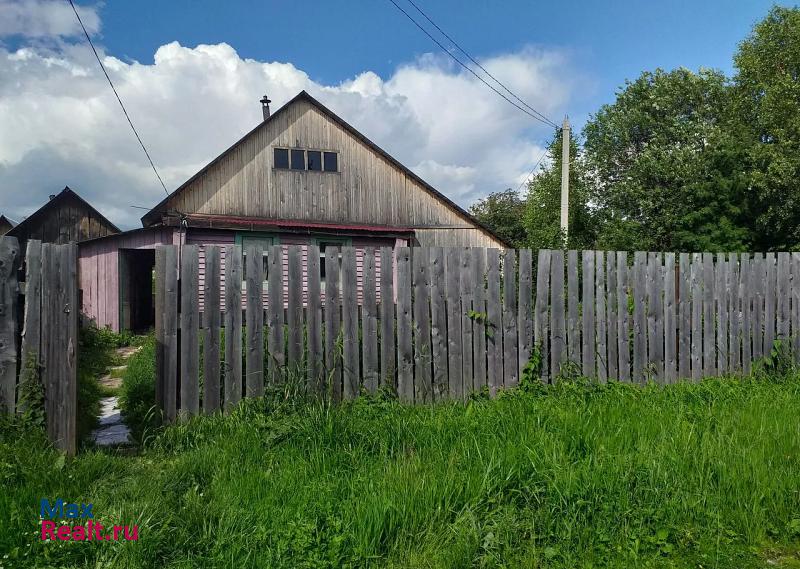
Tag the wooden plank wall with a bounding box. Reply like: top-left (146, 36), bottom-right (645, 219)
top-left (535, 249), bottom-right (798, 383)
top-left (0, 238), bottom-right (78, 455)
top-left (154, 245), bottom-right (800, 417)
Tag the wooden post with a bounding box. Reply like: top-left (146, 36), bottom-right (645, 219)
top-left (203, 246), bottom-right (221, 413)
top-left (0, 236), bottom-right (19, 414)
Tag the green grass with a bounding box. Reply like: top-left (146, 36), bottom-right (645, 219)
top-left (3, 372), bottom-right (800, 568)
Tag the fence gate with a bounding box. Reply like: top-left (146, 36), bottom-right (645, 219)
top-left (0, 237), bottom-right (78, 455)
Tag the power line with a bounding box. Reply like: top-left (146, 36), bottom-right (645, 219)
top-left (385, 0), bottom-right (558, 129)
top-left (404, 0), bottom-right (558, 128)
top-left (516, 147), bottom-right (549, 193)
top-left (66, 0), bottom-right (169, 196)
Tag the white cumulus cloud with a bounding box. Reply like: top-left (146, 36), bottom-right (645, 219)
top-left (0, 0), bottom-right (100, 39)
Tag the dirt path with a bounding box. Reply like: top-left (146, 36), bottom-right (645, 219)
top-left (90, 346), bottom-right (141, 447)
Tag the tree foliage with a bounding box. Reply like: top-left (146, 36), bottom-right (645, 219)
top-left (469, 189), bottom-right (527, 248)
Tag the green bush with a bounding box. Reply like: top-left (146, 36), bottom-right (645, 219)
top-left (119, 335), bottom-right (159, 444)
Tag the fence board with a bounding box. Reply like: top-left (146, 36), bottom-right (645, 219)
top-left (20, 239), bottom-right (41, 413)
top-left (583, 251), bottom-right (597, 377)
top-left (715, 254), bottom-right (728, 374)
top-left (550, 250), bottom-right (566, 378)
top-left (362, 247), bottom-right (379, 393)
top-left (518, 249), bottom-right (533, 381)
top-left (245, 244), bottom-right (264, 398)
top-left (752, 254), bottom-right (764, 360)
top-left (324, 246), bottom-right (342, 401)
top-left (472, 248), bottom-right (487, 390)
top-left (61, 244), bottom-right (78, 456)
top-left (0, 237), bottom-right (19, 413)
top-left (534, 249), bottom-right (551, 380)
top-left (606, 253), bottom-right (618, 380)
top-left (413, 247), bottom-right (432, 402)
top-left (646, 253), bottom-right (663, 381)
top-left (690, 254), bottom-right (702, 381)
top-left (307, 245), bottom-right (323, 394)
top-left (765, 252), bottom-right (776, 353)
top-left (287, 246), bottom-right (304, 376)
top-left (616, 252), bottom-right (630, 382)
top-left (396, 247), bottom-right (413, 402)
top-left (502, 249), bottom-right (519, 387)
top-left (777, 252), bottom-right (790, 342)
top-left (267, 245), bottom-right (284, 384)
top-left (203, 246), bottom-right (221, 413)
top-left (224, 246), bottom-right (242, 411)
top-left (379, 247), bottom-right (395, 389)
top-left (180, 245), bottom-right (199, 418)
top-left (664, 253), bottom-right (676, 383)
top-left (793, 253), bottom-right (800, 364)
top-left (596, 251), bottom-right (608, 382)
top-left (460, 249), bottom-right (475, 390)
top-left (486, 249), bottom-right (502, 394)
top-left (741, 255), bottom-right (752, 375)
top-left (729, 254), bottom-right (740, 373)
top-left (567, 250), bottom-right (581, 368)
top-left (445, 247), bottom-right (463, 397)
top-left (632, 252), bottom-right (647, 382)
top-left (678, 253), bottom-right (691, 379)
top-left (41, 244), bottom-right (57, 440)
top-left (162, 246), bottom-right (179, 420)
top-left (341, 247), bottom-right (360, 399)
top-left (429, 247), bottom-right (448, 398)
top-left (702, 252), bottom-right (715, 377)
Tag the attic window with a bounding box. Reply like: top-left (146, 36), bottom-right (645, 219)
top-left (323, 152), bottom-right (338, 172)
top-left (307, 150), bottom-right (322, 171)
top-left (274, 148), bottom-right (289, 169)
top-left (291, 149), bottom-right (305, 170)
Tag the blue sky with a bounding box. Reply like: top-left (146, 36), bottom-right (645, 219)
top-left (0, 0), bottom-right (791, 228)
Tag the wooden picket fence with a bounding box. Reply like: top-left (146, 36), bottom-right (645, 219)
top-left (155, 245), bottom-right (799, 419)
top-left (0, 237), bottom-right (78, 455)
top-left (536, 250), bottom-right (800, 382)
top-left (154, 244), bottom-right (530, 419)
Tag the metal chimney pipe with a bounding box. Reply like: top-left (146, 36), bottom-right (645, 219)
top-left (260, 95), bottom-right (271, 121)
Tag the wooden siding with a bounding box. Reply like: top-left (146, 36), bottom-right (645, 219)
top-left (162, 99), bottom-right (501, 249)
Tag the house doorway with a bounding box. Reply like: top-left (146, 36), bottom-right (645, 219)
top-left (119, 248), bottom-right (155, 332)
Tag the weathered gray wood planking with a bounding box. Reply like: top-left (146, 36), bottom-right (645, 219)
top-left (180, 245), bottom-right (200, 418)
top-left (741, 254), bottom-right (752, 375)
top-left (162, 246), bottom-right (179, 420)
top-left (678, 253), bottom-right (691, 379)
top-left (20, 240), bottom-right (41, 413)
top-left (729, 254), bottom-right (740, 373)
top-left (715, 254), bottom-right (727, 375)
top-left (777, 252), bottom-right (790, 342)
top-left (550, 250), bottom-right (565, 378)
top-left (502, 249), bottom-right (519, 387)
top-left (632, 252), bottom-right (647, 382)
top-left (606, 253), bottom-right (618, 380)
top-left (690, 253), bottom-right (702, 381)
top-left (568, 250), bottom-right (581, 369)
top-left (616, 252), bottom-right (630, 382)
top-left (287, 246), bottom-right (305, 376)
top-left (396, 247), bottom-right (413, 402)
top-left (596, 251), bottom-right (607, 382)
top-left (0, 237), bottom-right (19, 414)
top-left (485, 249), bottom-right (502, 394)
top-left (267, 245), bottom-right (284, 384)
top-left (445, 247), bottom-right (463, 398)
top-left (429, 247), bottom-right (448, 398)
top-left (534, 249), bottom-right (551, 379)
top-left (203, 246), bottom-right (221, 413)
top-left (244, 244), bottom-right (264, 398)
top-left (379, 248), bottom-right (395, 388)
top-left (460, 249), bottom-right (475, 390)
top-left (224, 245), bottom-right (243, 411)
top-left (324, 246), bottom-right (342, 401)
top-left (361, 248), bottom-right (379, 393)
top-left (518, 249), bottom-right (534, 381)
top-left (764, 252), bottom-right (776, 353)
top-left (793, 253), bottom-right (800, 365)
top-left (412, 247), bottom-right (432, 402)
top-left (752, 253), bottom-right (764, 360)
top-left (472, 248), bottom-right (488, 390)
top-left (306, 245), bottom-right (323, 394)
top-left (702, 253), bottom-right (715, 377)
top-left (341, 247), bottom-right (360, 399)
top-left (583, 251), bottom-right (597, 378)
top-left (664, 253), bottom-right (676, 383)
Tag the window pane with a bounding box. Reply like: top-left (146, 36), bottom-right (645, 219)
top-left (307, 150), bottom-right (322, 171)
top-left (323, 152), bottom-right (338, 172)
top-left (274, 148), bottom-right (289, 169)
top-left (291, 149), bottom-right (305, 170)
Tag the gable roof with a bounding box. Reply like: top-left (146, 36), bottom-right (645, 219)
top-left (0, 215), bottom-right (16, 231)
top-left (8, 187), bottom-right (121, 238)
top-left (141, 90), bottom-right (509, 247)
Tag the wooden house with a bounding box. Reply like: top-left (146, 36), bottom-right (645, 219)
top-left (79, 90), bottom-right (508, 331)
top-left (0, 215), bottom-right (16, 235)
top-left (8, 187), bottom-right (119, 259)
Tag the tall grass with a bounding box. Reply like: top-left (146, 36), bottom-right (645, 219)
top-left (2, 374), bottom-right (800, 567)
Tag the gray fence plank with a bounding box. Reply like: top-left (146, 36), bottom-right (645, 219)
top-left (777, 252), bottom-right (790, 342)
top-left (583, 251), bottom-right (597, 378)
top-left (632, 252), bottom-right (647, 382)
top-left (0, 237), bottom-right (19, 414)
top-left (460, 249), bottom-right (475, 390)
top-left (715, 254), bottom-right (728, 375)
top-left (606, 253), bottom-right (618, 380)
top-left (596, 251), bottom-right (608, 382)
top-left (203, 246), bottom-right (221, 413)
top-left (741, 254), bottom-right (752, 375)
top-left (518, 249), bottom-right (533, 380)
top-left (324, 246), bottom-right (342, 401)
top-left (224, 246), bottom-right (243, 411)
top-left (429, 247), bottom-right (448, 399)
top-left (62, 244), bottom-right (78, 456)
top-left (472, 248), bottom-right (487, 390)
top-left (752, 253), bottom-right (764, 360)
top-left (690, 253), bottom-right (703, 381)
top-left (486, 249), bottom-right (502, 395)
top-left (180, 245), bottom-right (200, 418)
top-left (20, 239), bottom-right (41, 414)
top-left (362, 247), bottom-right (379, 394)
top-left (412, 247), bottom-right (432, 402)
top-left (646, 253), bottom-right (662, 381)
top-left (445, 247), bottom-right (463, 398)
top-left (729, 254), bottom-right (740, 373)
top-left (534, 249), bottom-right (551, 380)
top-left (793, 253), bottom-right (800, 364)
top-left (664, 253), bottom-right (676, 383)
top-left (162, 246), bottom-right (179, 421)
top-left (567, 250), bottom-right (581, 368)
top-left (678, 253), bottom-right (691, 380)
top-left (379, 247), bottom-right (396, 389)
top-left (40, 244), bottom-right (57, 440)
top-left (245, 243), bottom-right (264, 398)
top-left (616, 252), bottom-right (630, 382)
top-left (307, 245), bottom-right (323, 395)
top-left (765, 252), bottom-right (776, 354)
top-left (502, 249), bottom-right (519, 387)
top-left (267, 245), bottom-right (284, 385)
top-left (341, 247), bottom-right (360, 399)
top-left (396, 247), bottom-right (413, 402)
top-left (287, 245), bottom-right (304, 377)
top-left (702, 252), bottom-right (715, 377)
top-left (551, 250), bottom-right (566, 379)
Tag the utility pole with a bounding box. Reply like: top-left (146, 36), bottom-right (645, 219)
top-left (559, 116), bottom-right (570, 245)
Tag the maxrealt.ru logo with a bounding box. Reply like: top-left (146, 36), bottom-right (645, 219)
top-left (39, 499), bottom-right (138, 542)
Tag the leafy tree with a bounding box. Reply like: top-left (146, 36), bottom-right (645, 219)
top-left (469, 188), bottom-right (527, 248)
top-left (732, 6), bottom-right (800, 250)
top-left (583, 68), bottom-right (752, 252)
top-left (522, 129), bottom-right (596, 251)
